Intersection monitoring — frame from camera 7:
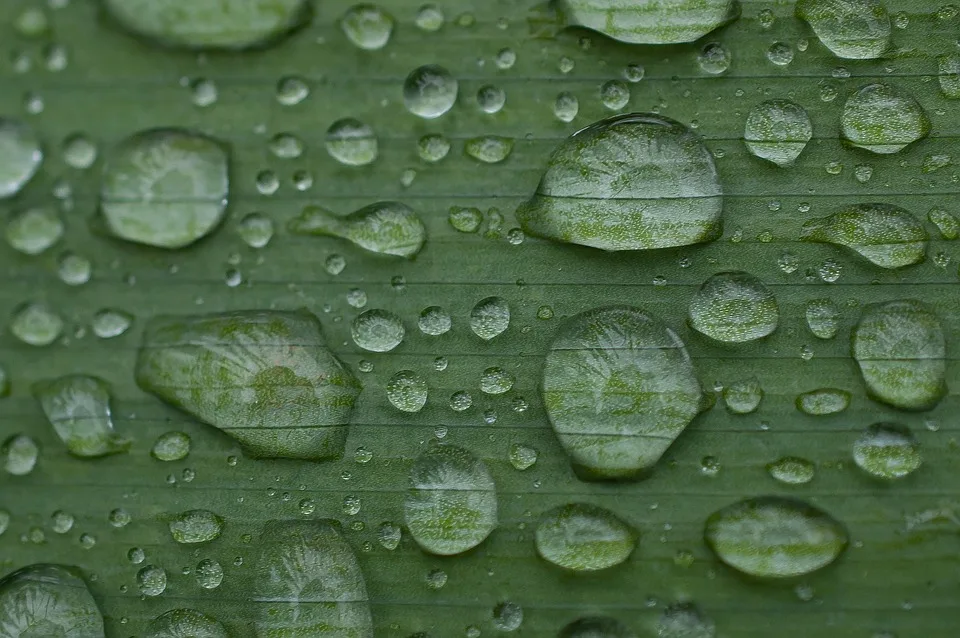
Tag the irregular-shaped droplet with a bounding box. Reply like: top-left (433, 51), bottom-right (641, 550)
top-left (704, 496), bottom-right (848, 578)
top-left (937, 53), bottom-right (960, 99)
top-left (289, 202), bottom-right (425, 258)
top-left (351, 309), bottom-right (405, 352)
top-left (796, 0), bottom-right (890, 59)
top-left (0, 118), bottom-right (42, 199)
top-left (743, 100), bottom-right (812, 167)
top-left (658, 603), bottom-right (714, 638)
top-left (170, 509), bottom-right (224, 544)
top-left (689, 272), bottom-right (778, 343)
top-left (805, 298), bottom-right (841, 339)
top-left (387, 370), bottom-right (428, 413)
top-left (326, 118), bottom-right (378, 166)
top-left (145, 609), bottom-right (228, 638)
top-left (518, 114), bottom-right (722, 251)
top-left (403, 65), bottom-right (458, 119)
top-left (795, 388), bottom-right (850, 415)
top-left (854, 422), bottom-right (921, 479)
top-left (470, 296), bottom-right (510, 340)
top-left (340, 4), bottom-right (394, 50)
top-left (559, 617), bottom-right (636, 638)
top-left (33, 375), bottom-right (130, 457)
top-left (253, 520), bottom-right (373, 636)
top-left (136, 310), bottom-right (361, 460)
top-left (102, 0), bottom-right (311, 50)
top-left (0, 564), bottom-right (104, 636)
top-left (100, 129), bottom-right (229, 249)
top-left (767, 456), bottom-right (816, 485)
top-left (557, 0), bottom-right (740, 44)
top-left (851, 300), bottom-right (946, 411)
top-left (6, 207), bottom-right (63, 255)
top-left (722, 377), bottom-right (763, 414)
top-left (3, 434), bottom-right (39, 476)
top-left (10, 302), bottom-right (63, 347)
top-left (840, 84), bottom-right (929, 154)
top-left (535, 503), bottom-right (635, 572)
top-left (404, 444), bottom-right (497, 555)
top-left (800, 204), bottom-right (927, 269)
top-left (542, 306), bottom-right (703, 480)
top-left (465, 136), bottom-right (514, 164)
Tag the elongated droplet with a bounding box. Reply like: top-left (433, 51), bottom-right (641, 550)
top-left (743, 100), bottom-right (812, 167)
top-left (253, 520), bottom-right (373, 637)
top-left (92, 308), bottom-right (134, 339)
top-left (796, 0), bottom-right (890, 59)
top-left (518, 114), bottom-right (722, 251)
top-left (689, 272), bottom-right (778, 343)
top-left (170, 509), bottom-right (224, 544)
top-left (136, 310), bottom-right (361, 460)
top-left (289, 202), bottom-right (425, 258)
top-left (800, 204), bottom-right (927, 269)
top-left (103, 0), bottom-right (311, 50)
top-left (0, 564), bottom-right (105, 636)
top-left (145, 608), bottom-right (228, 638)
top-left (928, 207), bottom-right (960, 239)
top-left (937, 53), bottom-right (960, 99)
top-left (33, 375), bottom-right (130, 457)
top-left (767, 456), bottom-right (816, 485)
top-left (853, 422), bottom-right (921, 479)
top-left (543, 306), bottom-right (703, 480)
top-left (0, 118), bottom-right (43, 199)
top-left (100, 128), bottom-right (229, 249)
top-left (404, 444), bottom-right (498, 555)
top-left (557, 0), bottom-right (740, 44)
top-left (805, 298), bottom-right (841, 339)
top-left (704, 496), bottom-right (848, 578)
top-left (465, 136), bottom-right (514, 163)
top-left (559, 617), bottom-right (636, 638)
top-left (535, 503), bottom-right (636, 571)
top-left (851, 300), bottom-right (946, 411)
top-left (796, 388), bottom-right (851, 415)
top-left (722, 377), bottom-right (763, 414)
top-left (840, 84), bottom-right (929, 154)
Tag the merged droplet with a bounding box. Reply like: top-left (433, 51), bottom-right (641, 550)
top-left (796, 388), bottom-right (851, 415)
top-left (352, 309), bottom-right (405, 352)
top-left (6, 206), bottom-right (63, 255)
top-left (136, 310), bottom-right (361, 460)
top-left (542, 306), bottom-right (703, 480)
top-left (289, 202), bottom-right (425, 258)
top-left (470, 296), bottom-right (510, 340)
top-left (743, 100), bottom-right (812, 167)
top-left (840, 84), bottom-right (929, 154)
top-left (517, 114), bottom-right (723, 251)
top-left (704, 497), bottom-right (848, 578)
top-left (795, 0), bottom-right (890, 59)
top-left (403, 65), bottom-right (458, 119)
top-left (851, 300), bottom-right (946, 411)
top-left (326, 118), bottom-right (379, 166)
top-left (689, 272), bottom-right (778, 343)
top-left (805, 298), bottom-right (841, 339)
top-left (0, 118), bottom-right (43, 199)
top-left (465, 136), bottom-right (514, 163)
top-left (557, 0), bottom-right (739, 44)
top-left (767, 456), bottom-right (816, 485)
top-left (103, 0), bottom-right (311, 49)
top-left (170, 509), bottom-right (224, 544)
top-left (100, 129), bottom-right (229, 249)
top-left (340, 4), bottom-right (394, 50)
top-left (559, 616), bottom-right (636, 638)
top-left (404, 444), bottom-right (498, 555)
top-left (3, 434), bottom-right (39, 476)
top-left (722, 377), bottom-right (763, 414)
top-left (853, 423), bottom-right (921, 480)
top-left (535, 503), bottom-right (636, 571)
top-left (800, 204), bottom-right (927, 269)
top-left (386, 370), bottom-right (428, 412)
top-left (33, 375), bottom-right (130, 457)
top-left (0, 564), bottom-right (104, 636)
top-left (145, 608), bottom-right (228, 638)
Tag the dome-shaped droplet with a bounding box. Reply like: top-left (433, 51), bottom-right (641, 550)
top-left (0, 564), bottom-right (104, 635)
top-left (517, 114), bottom-right (723, 251)
top-left (658, 603), bottom-right (715, 638)
top-left (326, 118), bottom-right (378, 166)
top-left (470, 296), bottom-right (510, 340)
top-left (937, 53), bottom-right (960, 99)
top-left (169, 509), bottom-right (224, 544)
top-left (137, 565), bottom-right (167, 596)
top-left (535, 503), bottom-right (636, 571)
top-left (145, 608), bottom-right (228, 638)
top-left (744, 100), bottom-right (812, 167)
top-left (3, 434), bottom-right (39, 476)
top-left (340, 4), bottom-right (394, 50)
top-left (805, 298), bottom-right (841, 339)
top-left (10, 302), bottom-right (63, 346)
top-left (800, 203), bottom-right (927, 269)
top-left (91, 308), bottom-right (133, 339)
top-left (840, 84), bottom-right (929, 154)
top-left (0, 118), bottom-right (43, 199)
top-left (33, 375), bottom-right (130, 457)
top-left (767, 456), bottom-right (816, 485)
top-left (352, 309), bottom-right (405, 352)
top-left (853, 422), bottom-right (921, 479)
top-left (557, 0), bottom-right (740, 44)
top-left (542, 306), bottom-right (703, 480)
top-left (796, 0), bottom-right (890, 59)
top-left (386, 370), bottom-right (428, 412)
top-left (418, 306), bottom-right (452, 335)
top-left (722, 377), bottom-right (763, 414)
top-left (151, 431), bottom-right (191, 461)
top-left (5, 206), bottom-right (63, 256)
top-left (795, 388), bottom-right (851, 415)
top-left (290, 202), bottom-right (425, 258)
top-left (689, 272), bottom-right (778, 343)
top-left (403, 64), bottom-right (458, 119)
top-left (465, 136), bottom-right (514, 163)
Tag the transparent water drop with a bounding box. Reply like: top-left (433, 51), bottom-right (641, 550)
top-left (766, 41), bottom-right (794, 65)
top-left (290, 201), bottom-right (425, 258)
top-left (559, 0), bottom-right (739, 44)
top-left (658, 603), bottom-right (715, 638)
top-left (425, 568), bottom-right (447, 589)
top-left (698, 42), bottom-right (731, 74)
top-left (800, 203), bottom-right (927, 269)
top-left (403, 65), bottom-right (458, 119)
top-left (495, 48), bottom-right (516, 69)
top-left (449, 390), bottom-right (473, 411)
top-left (137, 565), bottom-right (167, 597)
top-left (387, 370), bottom-right (428, 413)
top-left (415, 4), bottom-right (445, 31)
top-left (796, 0), bottom-right (890, 59)
top-left (189, 78), bottom-right (217, 107)
top-left (6, 206), bottom-right (63, 256)
top-left (0, 118), bottom-right (43, 198)
top-left (236, 212), bottom-right (274, 249)
top-left (3, 434), bottom-right (39, 476)
top-left (352, 309), bottom-right (405, 352)
top-left (805, 298), bottom-right (841, 339)
top-left (343, 495), bottom-right (362, 516)
top-left (937, 53), bottom-right (960, 99)
top-left (34, 375), bottom-right (130, 457)
top-left (326, 118), bottom-right (378, 166)
top-left (419, 306), bottom-right (452, 335)
top-left (341, 4), bottom-right (394, 50)
top-left (689, 272), bottom-right (779, 343)
top-left (0, 565), bottom-right (104, 634)
top-left (145, 608), bottom-right (228, 637)
top-left (508, 443), bottom-right (538, 470)
top-left (854, 423), bottom-right (921, 479)
top-left (108, 508), bottom-right (131, 528)
top-left (276, 76), bottom-right (310, 105)
top-left (477, 85), bottom-right (506, 113)
top-left (722, 377), bottom-right (763, 414)
top-left (470, 296), bottom-right (510, 340)
top-left (796, 388), bottom-right (851, 415)
top-left (553, 92), bottom-right (579, 122)
top-left (853, 164), bottom-right (873, 182)
top-left (492, 601), bottom-right (523, 632)
top-left (151, 431), bottom-right (191, 462)
top-left (929, 207), bottom-right (960, 239)
top-left (378, 521), bottom-right (402, 550)
top-left (841, 83), bottom-right (929, 154)
top-left (744, 100), bottom-right (812, 167)
top-left (51, 510), bottom-right (74, 534)
top-left (91, 308), bottom-right (133, 339)
top-left (62, 133), bottom-right (98, 170)
top-left (767, 457), bottom-right (816, 485)
top-left (255, 170), bottom-right (280, 195)
top-left (480, 367), bottom-right (514, 394)
top-left (170, 509), bottom-right (224, 544)
top-left (10, 302), bottom-right (63, 347)
top-left (536, 503), bottom-right (636, 571)
top-left (465, 136), bottom-right (514, 163)
top-left (623, 63), bottom-right (645, 82)
top-left (449, 206), bottom-right (483, 233)
top-left (325, 254), bottom-right (346, 275)
top-left (14, 7), bottom-right (50, 36)
top-left (600, 80), bottom-right (630, 110)
top-left (418, 133), bottom-right (451, 162)
top-left (267, 132), bottom-right (304, 160)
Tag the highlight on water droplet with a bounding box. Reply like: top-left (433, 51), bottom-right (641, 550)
top-left (91, 308), bottom-right (133, 339)
top-left (535, 503), bottom-right (636, 571)
top-left (743, 100), bottom-right (812, 167)
top-left (689, 271), bottom-right (779, 343)
top-left (33, 374), bottom-right (130, 457)
top-left (800, 203), bottom-right (927, 269)
top-left (0, 118), bottom-right (43, 199)
top-left (556, 0), bottom-right (739, 44)
top-left (853, 422), bottom-right (921, 479)
top-left (290, 201), bottom-right (426, 258)
top-left (840, 83), bottom-right (929, 154)
top-left (403, 64), bottom-right (458, 119)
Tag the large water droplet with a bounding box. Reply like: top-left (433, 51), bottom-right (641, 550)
top-left (800, 204), bottom-right (927, 269)
top-left (743, 100), bottom-right (812, 167)
top-left (33, 375), bottom-right (130, 457)
top-left (403, 65), bottom-right (458, 119)
top-left (352, 308), bottom-right (405, 352)
top-left (840, 84), bottom-right (929, 154)
top-left (290, 202), bottom-right (425, 258)
top-left (387, 370), bottom-right (428, 412)
top-left (405, 444), bottom-right (498, 555)
top-left (853, 422), bottom-right (921, 479)
top-left (6, 206), bottom-right (63, 255)
top-left (796, 0), bottom-right (890, 59)
top-left (136, 310), bottom-right (361, 460)
top-left (145, 608), bottom-right (228, 638)
top-left (704, 497), bottom-right (848, 578)
top-left (542, 306), bottom-right (703, 480)
top-left (170, 509), bottom-right (224, 544)
top-left (517, 114), bottom-right (723, 251)
top-left (805, 298), bottom-right (841, 339)
top-left (470, 296), bottom-right (510, 340)
top-left (535, 503), bottom-right (635, 571)
top-left (100, 129), bottom-right (229, 249)
top-left (340, 4), bottom-right (394, 50)
top-left (3, 434), bottom-right (39, 476)
top-left (852, 300), bottom-right (946, 411)
top-left (0, 118), bottom-right (43, 199)
top-left (796, 388), bottom-right (851, 415)
top-left (557, 0), bottom-right (739, 44)
top-left (689, 272), bottom-right (778, 343)
top-left (767, 456), bottom-right (816, 485)
top-left (0, 564), bottom-right (104, 635)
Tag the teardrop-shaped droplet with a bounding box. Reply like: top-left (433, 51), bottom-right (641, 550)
top-left (805, 298), bottom-right (841, 339)
top-left (542, 306), bottom-right (703, 480)
top-left (800, 204), bottom-right (927, 269)
top-left (853, 422), bottom-right (921, 479)
top-left (851, 300), bottom-right (946, 411)
top-left (403, 64), bottom-right (458, 119)
top-left (145, 608), bottom-right (228, 638)
top-left (169, 509), bottom-right (224, 544)
top-left (0, 118), bottom-right (43, 199)
top-left (517, 114), bottom-right (723, 251)
top-left (386, 370), bottom-right (428, 413)
top-left (796, 0), bottom-right (890, 59)
top-left (253, 520), bottom-right (373, 636)
top-left (33, 375), bottom-right (130, 457)
top-left (5, 206), bottom-right (63, 255)
top-left (103, 0), bottom-right (311, 50)
top-left (704, 496), bottom-right (848, 578)
top-left (0, 564), bottom-right (104, 636)
top-left (465, 136), bottom-right (514, 163)
top-left (795, 388), bottom-right (851, 415)
top-left (289, 202), bottom-right (425, 258)
top-left (722, 377), bottom-right (763, 414)
top-left (767, 456), bottom-right (816, 485)
top-left (404, 444), bottom-right (498, 555)
top-left (689, 271), bottom-right (779, 343)
top-left (557, 0), bottom-right (740, 44)
top-left (559, 617), bottom-right (636, 638)
top-left (100, 128), bottom-right (229, 249)
top-left (535, 503), bottom-right (636, 571)
top-left (937, 53), bottom-right (960, 99)
top-left (470, 296), bottom-right (510, 340)
top-left (136, 310), bottom-right (361, 460)
top-left (743, 100), bottom-right (812, 167)
top-left (340, 4), bottom-right (394, 50)
top-left (840, 84), bottom-right (929, 154)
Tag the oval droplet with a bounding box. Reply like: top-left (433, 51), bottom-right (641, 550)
top-left (33, 375), bottom-right (130, 457)
top-left (326, 118), bottom-right (378, 166)
top-left (91, 308), bottom-right (133, 339)
top-left (853, 422), bottom-right (921, 479)
top-left (340, 4), bottom-right (394, 50)
top-left (386, 370), bottom-right (428, 413)
top-left (559, 616), bottom-right (636, 638)
top-left (10, 302), bottom-right (63, 347)
top-left (403, 64), bottom-right (458, 119)
top-left (704, 496), bottom-right (848, 578)
top-left (351, 308), bottom-right (405, 352)
top-left (0, 118), bottom-right (43, 199)
top-left (470, 296), bottom-right (510, 340)
top-left (137, 565), bottom-right (167, 597)
top-left (517, 114), bottom-right (723, 251)
top-left (465, 136), bottom-right (514, 164)
top-left (689, 272), bottom-right (779, 343)
top-left (928, 207), bottom-right (960, 240)
top-left (3, 434), bottom-right (39, 476)
top-left (535, 503), bottom-right (636, 572)
top-left (418, 306), bottom-right (452, 335)
top-left (508, 443), bottom-right (539, 471)
top-left (767, 456), bottom-right (816, 485)
top-left (0, 564), bottom-right (104, 635)
top-left (805, 298), bottom-right (841, 339)
top-left (796, 388), bottom-right (851, 415)
top-left (5, 206), bottom-right (63, 255)
top-left (404, 444), bottom-right (498, 555)
top-left (289, 202), bottom-right (425, 258)
top-left (557, 0), bottom-right (740, 44)
top-left (542, 306), bottom-right (703, 480)
top-left (170, 509), bottom-right (224, 544)
top-left (722, 377), bottom-right (763, 414)
top-left (697, 42), bottom-right (731, 74)
top-left (937, 53), bottom-right (960, 99)
top-left (196, 558), bottom-right (224, 590)
top-left (480, 367), bottom-right (514, 395)
top-left (145, 608), bottom-right (228, 638)
top-left (151, 431), bottom-right (191, 462)
top-left (800, 203), bottom-right (927, 269)
top-left (743, 100), bottom-right (812, 167)
top-left (795, 0), bottom-right (890, 59)
top-left (840, 84), bottom-right (929, 154)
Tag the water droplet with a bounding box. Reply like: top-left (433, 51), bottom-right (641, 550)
top-left (480, 367), bottom-right (514, 395)
top-left (508, 443), bottom-right (538, 471)
top-left (705, 497), bottom-right (848, 578)
top-left (659, 603), bottom-right (715, 638)
top-left (800, 203), bottom-right (927, 269)
top-left (233, 212), bottom-right (274, 249)
top-left (343, 495), bottom-right (362, 516)
top-left (559, 617), bottom-right (634, 638)
top-left (326, 118), bottom-right (378, 166)
top-left (623, 63), bottom-right (645, 82)
top-left (352, 308), bottom-right (405, 352)
top-left (689, 271), bottom-right (779, 343)
top-left (796, 0), bottom-right (890, 59)
top-left (470, 296), bottom-right (510, 340)
top-left (267, 132), bottom-right (304, 160)
top-left (767, 457), bottom-right (816, 485)
top-left (417, 133), bottom-right (451, 163)
top-left (170, 509), bottom-right (224, 544)
top-left (10, 302), bottom-right (63, 346)
top-left (3, 434), bottom-right (39, 476)
top-left (415, 4), bottom-right (445, 31)
top-left (560, 0), bottom-right (738, 44)
top-left (495, 47), bottom-right (517, 69)
top-left (722, 377), bottom-right (763, 414)
top-left (290, 201), bottom-right (425, 258)
top-left (698, 42), bottom-right (731, 74)
top-left (744, 100), bottom-right (812, 167)
top-left (852, 300), bottom-right (946, 410)
top-left (377, 521), bottom-right (401, 550)
top-left (477, 85), bottom-right (506, 114)
top-left (518, 114), bottom-right (722, 251)
top-left (105, 508), bottom-right (131, 528)
top-left (419, 306), bottom-right (452, 335)
top-left (341, 4), bottom-right (394, 50)
top-left (387, 370), bottom-right (428, 412)
top-left (766, 41), bottom-right (794, 65)
top-left (61, 134), bottom-right (97, 170)
top-left (145, 608), bottom-right (228, 637)
top-left (796, 388), bottom-right (851, 415)
top-left (0, 119), bottom-right (42, 199)
top-left (425, 568), bottom-right (447, 589)
top-left (128, 547), bottom-right (146, 564)
top-left (50, 510), bottom-right (74, 534)
top-left (190, 78), bottom-right (218, 107)
top-left (137, 310), bottom-right (361, 460)
top-left (449, 206), bottom-right (484, 233)
top-left (0, 564), bottom-right (104, 633)
top-left (492, 601), bottom-right (523, 632)
top-left (553, 91), bottom-right (579, 122)
top-left (599, 80), bottom-right (630, 110)
top-left (536, 503), bottom-right (636, 571)
top-left (854, 164), bottom-right (873, 183)
top-left (854, 423), bottom-right (921, 479)
top-left (137, 565), bottom-right (167, 597)
top-left (403, 65), bottom-right (458, 119)
top-left (405, 444), bottom-right (498, 555)
top-left (6, 206), bottom-right (63, 256)
top-left (805, 298), bottom-right (841, 339)
top-left (937, 53), bottom-right (960, 99)
top-left (33, 375), bottom-right (130, 457)
top-left (276, 76), bottom-right (310, 106)
top-left (449, 390), bottom-right (473, 411)
top-left (929, 207), bottom-right (960, 239)
top-left (841, 83), bottom-right (929, 154)
top-left (465, 136), bottom-right (514, 164)
top-left (91, 308), bottom-right (133, 339)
